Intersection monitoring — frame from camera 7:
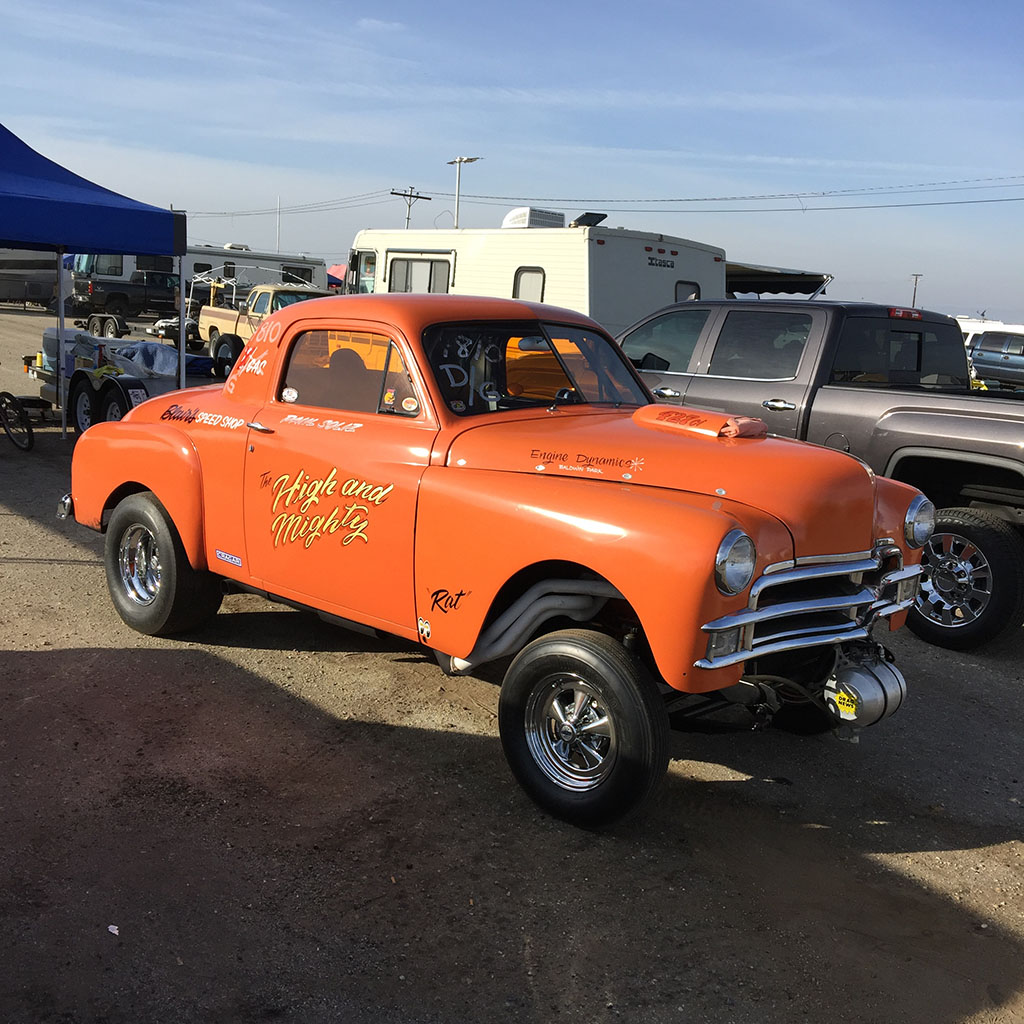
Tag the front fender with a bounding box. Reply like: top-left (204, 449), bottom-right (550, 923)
top-left (70, 422), bottom-right (207, 569)
top-left (414, 468), bottom-right (793, 692)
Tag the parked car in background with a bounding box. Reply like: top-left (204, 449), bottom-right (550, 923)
top-left (956, 316), bottom-right (1024, 388)
top-left (63, 294), bottom-right (930, 826)
top-left (618, 299), bottom-right (1024, 651)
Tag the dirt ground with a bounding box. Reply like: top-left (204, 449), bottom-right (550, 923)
top-left (1, 306), bottom-right (1022, 1024)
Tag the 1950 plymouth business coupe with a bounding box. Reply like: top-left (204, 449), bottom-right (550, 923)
top-left (63, 294), bottom-right (934, 826)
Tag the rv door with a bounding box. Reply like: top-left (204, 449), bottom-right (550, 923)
top-left (347, 250), bottom-right (377, 293)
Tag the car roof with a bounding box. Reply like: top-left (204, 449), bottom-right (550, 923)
top-left (271, 292), bottom-right (604, 334)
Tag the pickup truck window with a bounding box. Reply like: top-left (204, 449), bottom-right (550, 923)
top-left (271, 290), bottom-right (329, 311)
top-left (829, 317), bottom-right (970, 388)
top-left (706, 311), bottom-right (811, 380)
top-left (280, 329), bottom-right (417, 415)
top-left (250, 292), bottom-right (271, 316)
top-left (423, 321), bottom-right (648, 416)
top-left (620, 307), bottom-right (710, 372)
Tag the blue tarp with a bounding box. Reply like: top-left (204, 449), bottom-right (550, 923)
top-left (0, 122), bottom-right (185, 255)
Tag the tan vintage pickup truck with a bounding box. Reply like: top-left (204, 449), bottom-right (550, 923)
top-left (197, 283), bottom-right (330, 372)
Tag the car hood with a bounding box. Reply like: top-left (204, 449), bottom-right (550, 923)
top-left (445, 407), bottom-right (878, 559)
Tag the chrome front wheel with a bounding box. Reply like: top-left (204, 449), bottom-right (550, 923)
top-left (525, 674), bottom-right (617, 792)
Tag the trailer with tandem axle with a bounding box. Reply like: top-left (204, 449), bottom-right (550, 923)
top-left (23, 327), bottom-right (221, 435)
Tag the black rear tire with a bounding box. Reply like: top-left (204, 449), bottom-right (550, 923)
top-left (908, 507), bottom-right (1024, 650)
top-left (498, 629), bottom-right (668, 827)
top-left (104, 491), bottom-right (223, 636)
top-left (214, 334), bottom-right (244, 378)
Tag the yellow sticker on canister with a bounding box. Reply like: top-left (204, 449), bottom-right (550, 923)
top-left (834, 690), bottom-right (858, 715)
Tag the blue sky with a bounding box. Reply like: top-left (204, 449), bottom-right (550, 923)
top-left (4, 0), bottom-right (1024, 319)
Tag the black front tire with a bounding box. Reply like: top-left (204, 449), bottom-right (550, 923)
top-left (104, 492), bottom-right (223, 636)
top-left (908, 507), bottom-right (1024, 650)
top-left (498, 629), bottom-right (669, 827)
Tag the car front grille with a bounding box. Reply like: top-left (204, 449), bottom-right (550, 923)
top-left (696, 546), bottom-right (921, 670)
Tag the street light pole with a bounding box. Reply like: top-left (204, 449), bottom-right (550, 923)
top-left (447, 156), bottom-right (481, 228)
top-left (911, 273), bottom-right (922, 306)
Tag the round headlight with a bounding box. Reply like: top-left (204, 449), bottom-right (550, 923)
top-left (904, 494), bottom-right (935, 549)
top-left (715, 529), bottom-right (757, 595)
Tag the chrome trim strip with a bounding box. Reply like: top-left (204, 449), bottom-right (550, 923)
top-left (793, 549), bottom-right (874, 567)
top-left (696, 626), bottom-right (872, 669)
top-left (702, 588), bottom-right (877, 632)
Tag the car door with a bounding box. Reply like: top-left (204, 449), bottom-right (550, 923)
top-left (617, 304), bottom-right (717, 401)
top-left (242, 320), bottom-right (437, 635)
top-left (681, 306), bottom-right (825, 437)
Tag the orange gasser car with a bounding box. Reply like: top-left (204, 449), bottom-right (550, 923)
top-left (63, 294), bottom-right (935, 827)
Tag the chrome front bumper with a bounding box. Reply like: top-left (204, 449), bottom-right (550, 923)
top-left (696, 547), bottom-right (922, 670)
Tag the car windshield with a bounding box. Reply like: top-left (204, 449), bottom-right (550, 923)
top-left (422, 320), bottom-right (650, 416)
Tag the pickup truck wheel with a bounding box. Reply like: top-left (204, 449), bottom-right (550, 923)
top-left (498, 629), bottom-right (668, 827)
top-left (67, 377), bottom-right (95, 435)
top-left (908, 508), bottom-right (1024, 650)
top-left (104, 492), bottom-right (223, 637)
top-left (214, 334), bottom-right (244, 378)
top-left (208, 327), bottom-right (220, 345)
top-left (105, 298), bottom-right (127, 318)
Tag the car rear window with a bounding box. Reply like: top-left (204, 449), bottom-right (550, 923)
top-left (829, 317), bottom-right (970, 389)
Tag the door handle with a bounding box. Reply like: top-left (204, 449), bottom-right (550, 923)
top-left (245, 421), bottom-right (275, 433)
top-left (761, 398), bottom-right (796, 411)
top-left (651, 386), bottom-right (682, 399)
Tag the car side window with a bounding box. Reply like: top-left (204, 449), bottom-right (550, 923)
top-left (619, 308), bottom-right (711, 372)
top-left (280, 329), bottom-right (419, 416)
top-left (250, 292), bottom-right (271, 316)
top-left (707, 311), bottom-right (811, 380)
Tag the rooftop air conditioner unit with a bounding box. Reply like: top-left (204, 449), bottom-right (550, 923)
top-left (501, 207), bottom-right (566, 229)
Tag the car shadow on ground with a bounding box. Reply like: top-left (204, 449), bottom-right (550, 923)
top-left (2, 638), bottom-right (1022, 1024)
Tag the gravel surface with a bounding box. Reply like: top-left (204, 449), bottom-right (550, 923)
top-left (1, 306), bottom-right (1022, 1023)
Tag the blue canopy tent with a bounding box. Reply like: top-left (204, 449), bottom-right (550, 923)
top-left (0, 122), bottom-right (187, 433)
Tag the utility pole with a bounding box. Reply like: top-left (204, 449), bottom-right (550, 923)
top-left (911, 273), bottom-right (922, 306)
top-left (391, 187), bottom-right (431, 228)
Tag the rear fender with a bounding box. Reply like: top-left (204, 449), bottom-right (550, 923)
top-left (71, 422), bottom-right (206, 569)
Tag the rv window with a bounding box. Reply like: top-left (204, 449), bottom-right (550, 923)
top-left (675, 281), bottom-right (700, 301)
top-left (224, 262), bottom-right (235, 279)
top-left (137, 255), bottom-right (174, 273)
top-left (513, 267), bottom-right (545, 302)
top-left (193, 263), bottom-right (213, 275)
top-left (283, 264), bottom-right (313, 284)
top-left (389, 258), bottom-right (450, 294)
top-left (94, 255), bottom-right (123, 276)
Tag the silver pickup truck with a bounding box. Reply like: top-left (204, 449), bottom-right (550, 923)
top-left (618, 300), bottom-right (1024, 651)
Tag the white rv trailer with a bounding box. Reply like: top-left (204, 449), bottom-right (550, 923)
top-left (0, 247), bottom-right (72, 305)
top-left (345, 209), bottom-right (831, 335)
top-left (72, 242), bottom-right (328, 296)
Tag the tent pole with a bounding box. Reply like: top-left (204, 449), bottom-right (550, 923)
top-left (57, 247), bottom-right (67, 439)
top-left (178, 254), bottom-right (186, 389)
